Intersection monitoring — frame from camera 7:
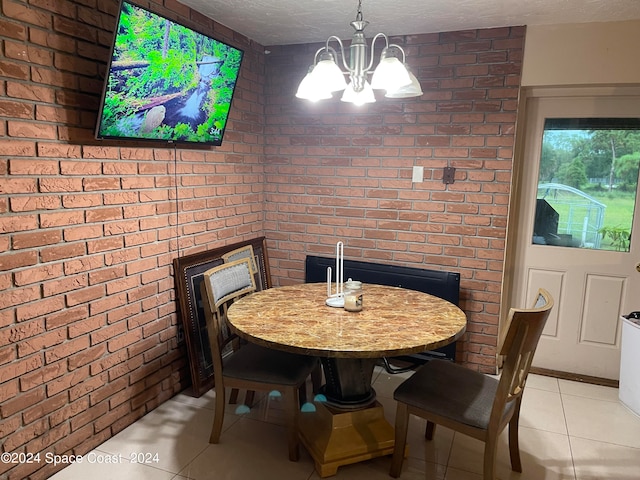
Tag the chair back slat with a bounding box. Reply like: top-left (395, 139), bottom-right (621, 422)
top-left (490, 289), bottom-right (554, 428)
top-left (222, 244), bottom-right (258, 274)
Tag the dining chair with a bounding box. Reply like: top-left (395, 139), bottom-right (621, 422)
top-left (221, 244), bottom-right (258, 405)
top-left (389, 288), bottom-right (554, 479)
top-left (201, 257), bottom-right (320, 461)
top-left (222, 244), bottom-right (322, 405)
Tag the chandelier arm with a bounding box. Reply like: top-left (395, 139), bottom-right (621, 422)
top-left (388, 43), bottom-right (407, 63)
top-left (324, 35), bottom-right (350, 73)
top-left (312, 46), bottom-right (327, 64)
top-left (366, 32), bottom-right (390, 73)
top-left (313, 45), bottom-right (340, 63)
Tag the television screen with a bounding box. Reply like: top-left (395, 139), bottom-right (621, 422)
top-left (95, 0), bottom-right (243, 146)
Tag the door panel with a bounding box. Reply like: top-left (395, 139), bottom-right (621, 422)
top-left (581, 275), bottom-right (625, 345)
top-left (512, 94), bottom-right (640, 380)
top-left (527, 268), bottom-right (563, 336)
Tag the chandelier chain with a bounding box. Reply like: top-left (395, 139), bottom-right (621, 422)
top-left (356, 0), bottom-right (363, 22)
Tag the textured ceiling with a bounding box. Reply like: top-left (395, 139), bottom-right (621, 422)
top-left (178, 0), bottom-right (640, 46)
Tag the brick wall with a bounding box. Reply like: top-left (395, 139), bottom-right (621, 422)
top-left (263, 28), bottom-right (525, 371)
top-left (0, 0), bottom-right (265, 478)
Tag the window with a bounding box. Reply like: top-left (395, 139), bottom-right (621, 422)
top-left (533, 118), bottom-right (640, 252)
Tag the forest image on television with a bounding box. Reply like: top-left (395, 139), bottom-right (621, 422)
top-left (96, 1), bottom-right (243, 145)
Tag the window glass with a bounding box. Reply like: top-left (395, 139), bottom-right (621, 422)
top-left (533, 118), bottom-right (640, 252)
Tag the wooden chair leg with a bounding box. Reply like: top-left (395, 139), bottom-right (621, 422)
top-left (508, 404), bottom-right (523, 472)
top-left (483, 434), bottom-right (498, 480)
top-left (425, 420), bottom-right (436, 440)
top-left (311, 362), bottom-right (322, 394)
top-left (285, 387), bottom-right (300, 462)
top-left (298, 383), bottom-right (307, 406)
top-left (229, 388), bottom-right (239, 404)
top-left (390, 403), bottom-right (409, 478)
top-left (210, 385), bottom-right (226, 444)
top-left (245, 389), bottom-right (256, 407)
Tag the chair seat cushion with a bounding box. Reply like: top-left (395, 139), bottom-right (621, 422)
top-left (393, 359), bottom-right (500, 430)
top-left (224, 343), bottom-right (318, 385)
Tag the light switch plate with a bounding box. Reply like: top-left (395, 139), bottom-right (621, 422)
top-left (412, 165), bottom-right (424, 183)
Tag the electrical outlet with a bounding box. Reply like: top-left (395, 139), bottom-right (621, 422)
top-left (443, 166), bottom-right (456, 184)
top-left (412, 165), bottom-right (424, 183)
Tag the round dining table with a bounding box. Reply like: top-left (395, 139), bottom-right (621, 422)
top-left (226, 282), bottom-right (467, 477)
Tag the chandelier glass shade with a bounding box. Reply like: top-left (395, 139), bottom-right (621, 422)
top-left (295, 1), bottom-right (423, 104)
top-left (385, 67), bottom-right (422, 98)
top-left (340, 80), bottom-right (375, 105)
top-left (295, 66), bottom-right (333, 101)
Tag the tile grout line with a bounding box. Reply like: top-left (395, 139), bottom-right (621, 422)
top-left (559, 389), bottom-right (579, 480)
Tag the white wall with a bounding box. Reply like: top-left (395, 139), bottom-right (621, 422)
top-left (522, 20), bottom-right (640, 87)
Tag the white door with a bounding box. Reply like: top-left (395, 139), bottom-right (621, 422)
top-left (511, 93), bottom-right (640, 381)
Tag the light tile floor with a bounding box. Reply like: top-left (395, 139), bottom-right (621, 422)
top-left (50, 365), bottom-right (640, 480)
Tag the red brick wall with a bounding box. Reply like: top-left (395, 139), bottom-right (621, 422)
top-left (0, 0), bottom-right (265, 478)
top-left (263, 29), bottom-right (524, 370)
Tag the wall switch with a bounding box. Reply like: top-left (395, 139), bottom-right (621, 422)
top-left (412, 165), bottom-right (424, 183)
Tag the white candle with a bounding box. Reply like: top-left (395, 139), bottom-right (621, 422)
top-left (344, 294), bottom-right (358, 311)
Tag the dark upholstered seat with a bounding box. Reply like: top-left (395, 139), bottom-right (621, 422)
top-left (223, 342), bottom-right (318, 385)
top-left (394, 359), bottom-right (515, 432)
top-left (201, 257), bottom-right (320, 461)
top-left (390, 288), bottom-right (554, 479)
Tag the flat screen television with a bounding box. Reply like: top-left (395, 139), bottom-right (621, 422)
top-left (95, 0), bottom-right (243, 146)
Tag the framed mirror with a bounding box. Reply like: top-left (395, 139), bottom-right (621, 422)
top-left (173, 237), bottom-right (271, 396)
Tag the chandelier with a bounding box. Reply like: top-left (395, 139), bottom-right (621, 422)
top-left (295, 0), bottom-right (423, 105)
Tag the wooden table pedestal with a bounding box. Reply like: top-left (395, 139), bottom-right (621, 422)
top-left (298, 400), bottom-right (398, 477)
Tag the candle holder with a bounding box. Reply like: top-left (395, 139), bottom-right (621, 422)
top-left (343, 280), bottom-right (363, 312)
top-left (326, 241), bottom-right (345, 307)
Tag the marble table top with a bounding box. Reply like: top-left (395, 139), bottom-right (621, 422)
top-left (226, 283), bottom-right (467, 358)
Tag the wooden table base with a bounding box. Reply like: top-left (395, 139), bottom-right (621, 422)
top-left (298, 401), bottom-right (396, 477)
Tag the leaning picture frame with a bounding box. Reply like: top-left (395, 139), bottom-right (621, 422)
top-left (173, 236), bottom-right (271, 397)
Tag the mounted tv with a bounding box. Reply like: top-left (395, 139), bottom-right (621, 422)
top-left (95, 0), bottom-right (243, 146)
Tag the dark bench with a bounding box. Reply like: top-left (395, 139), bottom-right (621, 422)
top-left (305, 255), bottom-right (461, 363)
